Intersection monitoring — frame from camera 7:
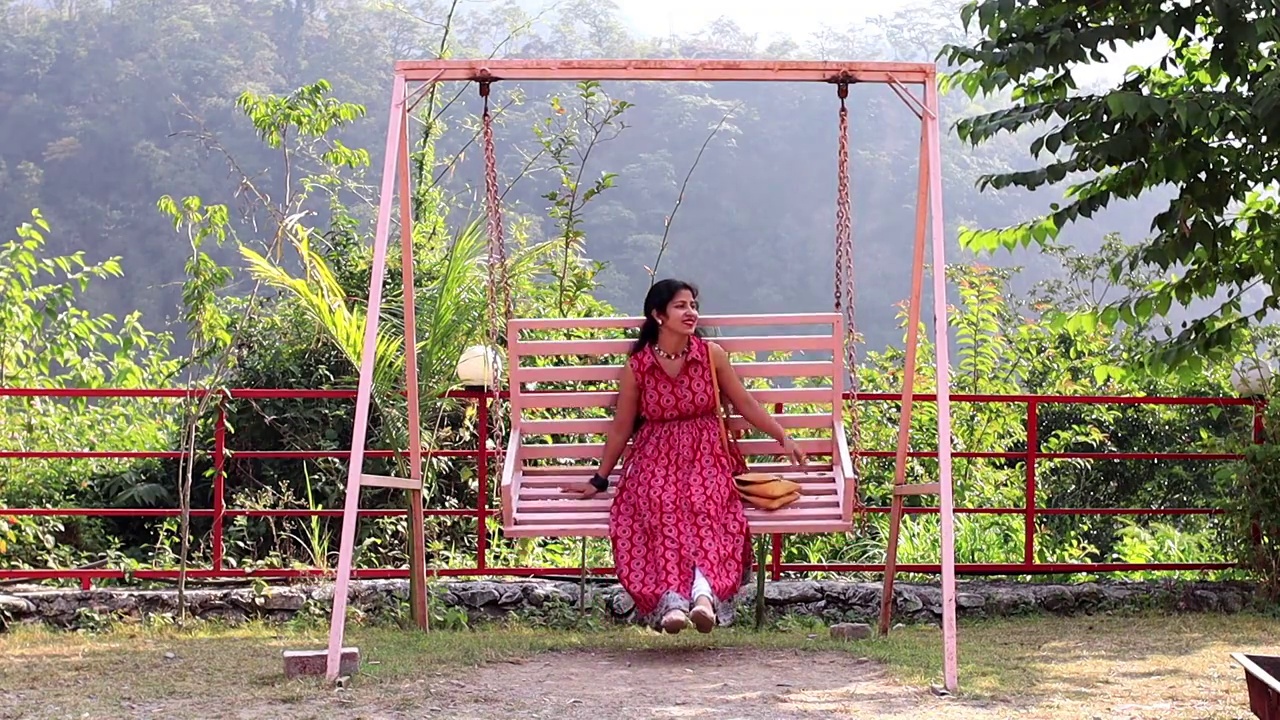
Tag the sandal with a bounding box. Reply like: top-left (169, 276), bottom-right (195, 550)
top-left (690, 600), bottom-right (716, 634)
top-left (660, 609), bottom-right (689, 634)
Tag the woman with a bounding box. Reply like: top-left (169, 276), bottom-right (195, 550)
top-left (565, 279), bottom-right (806, 633)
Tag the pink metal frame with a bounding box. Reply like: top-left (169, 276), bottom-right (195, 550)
top-left (340, 58), bottom-right (947, 688)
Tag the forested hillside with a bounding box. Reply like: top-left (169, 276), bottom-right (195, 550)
top-left (1, 0), bottom-right (1163, 347)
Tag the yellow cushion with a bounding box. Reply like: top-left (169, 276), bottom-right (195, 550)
top-left (740, 491), bottom-right (801, 510)
top-left (736, 478), bottom-right (802, 499)
top-left (735, 472), bottom-right (782, 485)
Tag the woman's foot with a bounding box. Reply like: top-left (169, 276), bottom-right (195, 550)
top-left (690, 597), bottom-right (716, 634)
top-left (660, 609), bottom-right (689, 634)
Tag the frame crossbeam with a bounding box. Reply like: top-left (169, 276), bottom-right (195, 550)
top-left (394, 59), bottom-right (933, 84)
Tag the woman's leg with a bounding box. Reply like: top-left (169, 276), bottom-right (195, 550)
top-left (691, 567), bottom-right (713, 602)
top-left (689, 567), bottom-right (716, 633)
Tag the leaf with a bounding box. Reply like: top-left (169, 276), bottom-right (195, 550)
top-left (1154, 292), bottom-right (1172, 317)
top-left (1100, 306), bottom-right (1120, 327)
top-left (1135, 297), bottom-right (1154, 323)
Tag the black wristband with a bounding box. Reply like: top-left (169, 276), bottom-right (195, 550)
top-left (589, 474), bottom-right (609, 492)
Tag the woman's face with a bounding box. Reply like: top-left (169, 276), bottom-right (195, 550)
top-left (658, 289), bottom-right (699, 336)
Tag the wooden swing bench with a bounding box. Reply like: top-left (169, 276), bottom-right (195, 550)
top-left (500, 313), bottom-right (856, 538)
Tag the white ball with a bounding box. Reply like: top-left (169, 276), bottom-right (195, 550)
top-left (1230, 360), bottom-right (1272, 397)
top-left (455, 345), bottom-right (504, 387)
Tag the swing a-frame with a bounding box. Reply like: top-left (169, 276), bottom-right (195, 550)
top-left (314, 59), bottom-right (959, 693)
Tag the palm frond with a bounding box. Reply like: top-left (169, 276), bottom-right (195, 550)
top-left (240, 244), bottom-right (405, 396)
top-left (237, 214), bottom-right (525, 417)
top-left (508, 237), bottom-right (563, 277)
top-left (418, 217), bottom-right (489, 399)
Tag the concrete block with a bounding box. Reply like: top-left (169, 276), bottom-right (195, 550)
top-left (829, 622), bottom-right (873, 641)
top-left (283, 647), bottom-right (360, 679)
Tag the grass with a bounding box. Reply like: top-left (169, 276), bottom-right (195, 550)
top-left (1, 612), bottom-right (1278, 718)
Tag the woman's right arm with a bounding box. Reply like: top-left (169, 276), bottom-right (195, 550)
top-left (564, 364), bottom-right (639, 498)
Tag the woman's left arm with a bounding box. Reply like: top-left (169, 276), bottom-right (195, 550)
top-left (708, 342), bottom-right (806, 465)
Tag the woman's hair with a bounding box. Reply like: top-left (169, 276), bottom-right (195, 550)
top-left (630, 279), bottom-right (700, 355)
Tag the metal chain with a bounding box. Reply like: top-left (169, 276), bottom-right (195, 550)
top-left (479, 81), bottom-right (510, 437)
top-left (480, 82), bottom-right (511, 330)
top-left (834, 82), bottom-right (864, 515)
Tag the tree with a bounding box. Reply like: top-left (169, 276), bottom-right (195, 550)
top-left (942, 0), bottom-right (1280, 371)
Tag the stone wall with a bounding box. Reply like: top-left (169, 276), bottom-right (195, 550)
top-left (0, 579), bottom-right (1261, 630)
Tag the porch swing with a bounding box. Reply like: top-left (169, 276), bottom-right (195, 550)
top-left (319, 60), bottom-right (959, 693)
top-left (486, 79), bottom-right (861, 537)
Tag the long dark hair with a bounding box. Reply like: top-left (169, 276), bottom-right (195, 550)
top-left (630, 279), bottom-right (700, 355)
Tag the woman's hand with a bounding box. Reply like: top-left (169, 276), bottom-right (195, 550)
top-left (781, 436), bottom-right (807, 466)
top-left (562, 480), bottom-right (602, 499)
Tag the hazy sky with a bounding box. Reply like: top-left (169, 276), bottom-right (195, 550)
top-left (608, 0), bottom-right (1167, 84)
top-left (615, 0), bottom-right (885, 38)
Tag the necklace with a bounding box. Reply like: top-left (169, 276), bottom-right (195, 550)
top-left (653, 343), bottom-right (689, 361)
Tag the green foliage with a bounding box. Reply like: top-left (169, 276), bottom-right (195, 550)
top-left (1110, 520), bottom-right (1221, 581)
top-left (1215, 400), bottom-right (1280, 600)
top-left (239, 229), bottom-right (406, 400)
top-left (0, 211), bottom-right (182, 570)
top-left (236, 79), bottom-right (368, 156)
top-left (781, 254), bottom-right (1245, 579)
top-left (535, 81), bottom-right (631, 314)
top-left (943, 0), bottom-right (1280, 369)
top-left (1, 210), bottom-right (176, 387)
top-left (509, 596), bottom-right (604, 632)
top-left (157, 196), bottom-right (235, 364)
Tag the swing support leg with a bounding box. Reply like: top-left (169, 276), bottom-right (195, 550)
top-left (322, 74), bottom-right (406, 681)
top-left (879, 112), bottom-right (930, 638)
top-left (927, 76), bottom-right (961, 698)
top-left (398, 93), bottom-right (430, 631)
top-left (878, 76), bottom-right (957, 694)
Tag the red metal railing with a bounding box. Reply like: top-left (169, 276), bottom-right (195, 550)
top-left (0, 388), bottom-right (1259, 587)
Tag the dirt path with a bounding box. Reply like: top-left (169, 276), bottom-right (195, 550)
top-left (402, 649), bottom-right (1011, 720)
top-left (4, 615), bottom-right (1271, 719)
top-left (0, 643), bottom-right (1249, 719)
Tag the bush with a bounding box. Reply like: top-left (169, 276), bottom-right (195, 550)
top-left (1215, 399), bottom-right (1280, 600)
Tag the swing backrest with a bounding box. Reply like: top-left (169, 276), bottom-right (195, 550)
top-left (500, 313), bottom-right (855, 537)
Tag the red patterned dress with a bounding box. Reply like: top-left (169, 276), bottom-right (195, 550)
top-left (609, 336), bottom-right (751, 626)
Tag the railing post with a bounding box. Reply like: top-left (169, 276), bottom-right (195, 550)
top-left (476, 396), bottom-right (489, 572)
top-left (213, 392), bottom-right (227, 572)
top-left (1251, 399), bottom-right (1266, 548)
top-left (1023, 400), bottom-right (1038, 568)
top-left (771, 401), bottom-right (784, 581)
top-left (1253, 399), bottom-right (1266, 445)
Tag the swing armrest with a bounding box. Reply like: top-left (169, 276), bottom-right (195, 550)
top-left (500, 428), bottom-right (521, 529)
top-left (833, 415), bottom-right (855, 519)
